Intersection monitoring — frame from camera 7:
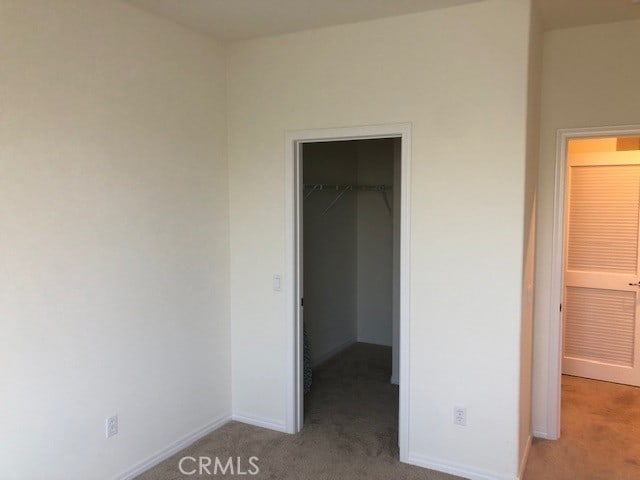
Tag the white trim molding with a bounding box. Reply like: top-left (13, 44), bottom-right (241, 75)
top-left (546, 124), bottom-right (640, 440)
top-left (406, 452), bottom-right (518, 480)
top-left (518, 435), bottom-right (532, 480)
top-left (231, 413), bottom-right (288, 433)
top-left (115, 413), bottom-right (231, 480)
top-left (532, 430), bottom-right (555, 440)
top-left (284, 123), bottom-right (412, 462)
top-left (312, 338), bottom-right (357, 368)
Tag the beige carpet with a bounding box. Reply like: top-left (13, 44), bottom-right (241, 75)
top-left (137, 343), bottom-right (459, 480)
top-left (524, 375), bottom-right (640, 480)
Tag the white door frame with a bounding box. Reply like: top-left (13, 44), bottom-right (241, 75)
top-left (284, 123), bottom-right (412, 460)
top-left (547, 124), bottom-right (640, 439)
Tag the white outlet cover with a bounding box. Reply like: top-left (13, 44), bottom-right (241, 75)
top-left (106, 415), bottom-right (118, 438)
top-left (453, 406), bottom-right (467, 426)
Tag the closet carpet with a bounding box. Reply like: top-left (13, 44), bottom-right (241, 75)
top-left (524, 375), bottom-right (640, 480)
top-left (136, 343), bottom-right (459, 480)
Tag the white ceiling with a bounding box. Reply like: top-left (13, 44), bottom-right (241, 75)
top-left (125, 0), bottom-right (640, 41)
top-left (125, 0), bottom-right (482, 41)
top-left (537, 0), bottom-right (640, 31)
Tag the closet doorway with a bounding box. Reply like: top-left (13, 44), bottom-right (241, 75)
top-left (284, 124), bottom-right (411, 462)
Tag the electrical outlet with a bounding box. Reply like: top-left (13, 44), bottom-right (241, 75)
top-left (106, 415), bottom-right (118, 438)
top-left (453, 406), bottom-right (467, 426)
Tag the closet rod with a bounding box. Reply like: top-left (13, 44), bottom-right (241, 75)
top-left (304, 183), bottom-right (393, 216)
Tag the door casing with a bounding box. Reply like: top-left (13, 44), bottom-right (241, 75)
top-left (284, 123), bottom-right (412, 462)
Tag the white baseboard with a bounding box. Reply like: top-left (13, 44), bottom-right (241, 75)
top-left (518, 435), bottom-right (532, 480)
top-left (356, 338), bottom-right (393, 348)
top-left (532, 429), bottom-right (557, 440)
top-left (405, 452), bottom-right (517, 480)
top-left (115, 412), bottom-right (231, 480)
top-left (231, 413), bottom-right (288, 433)
top-left (312, 338), bottom-right (357, 367)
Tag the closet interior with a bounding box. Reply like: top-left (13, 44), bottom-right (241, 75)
top-left (301, 137), bottom-right (400, 408)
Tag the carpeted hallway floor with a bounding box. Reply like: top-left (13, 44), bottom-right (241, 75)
top-left (524, 375), bottom-right (640, 480)
top-left (137, 343), bottom-right (459, 479)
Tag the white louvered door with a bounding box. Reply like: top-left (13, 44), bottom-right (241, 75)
top-left (563, 151), bottom-right (640, 386)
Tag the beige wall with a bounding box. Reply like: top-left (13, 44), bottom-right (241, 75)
top-left (302, 141), bottom-right (359, 365)
top-left (392, 139), bottom-right (402, 384)
top-left (0, 1), bottom-right (230, 478)
top-left (227, 1), bottom-right (533, 477)
top-left (356, 139), bottom-right (395, 347)
top-left (519, 3), bottom-right (542, 473)
top-left (533, 18), bottom-right (640, 436)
